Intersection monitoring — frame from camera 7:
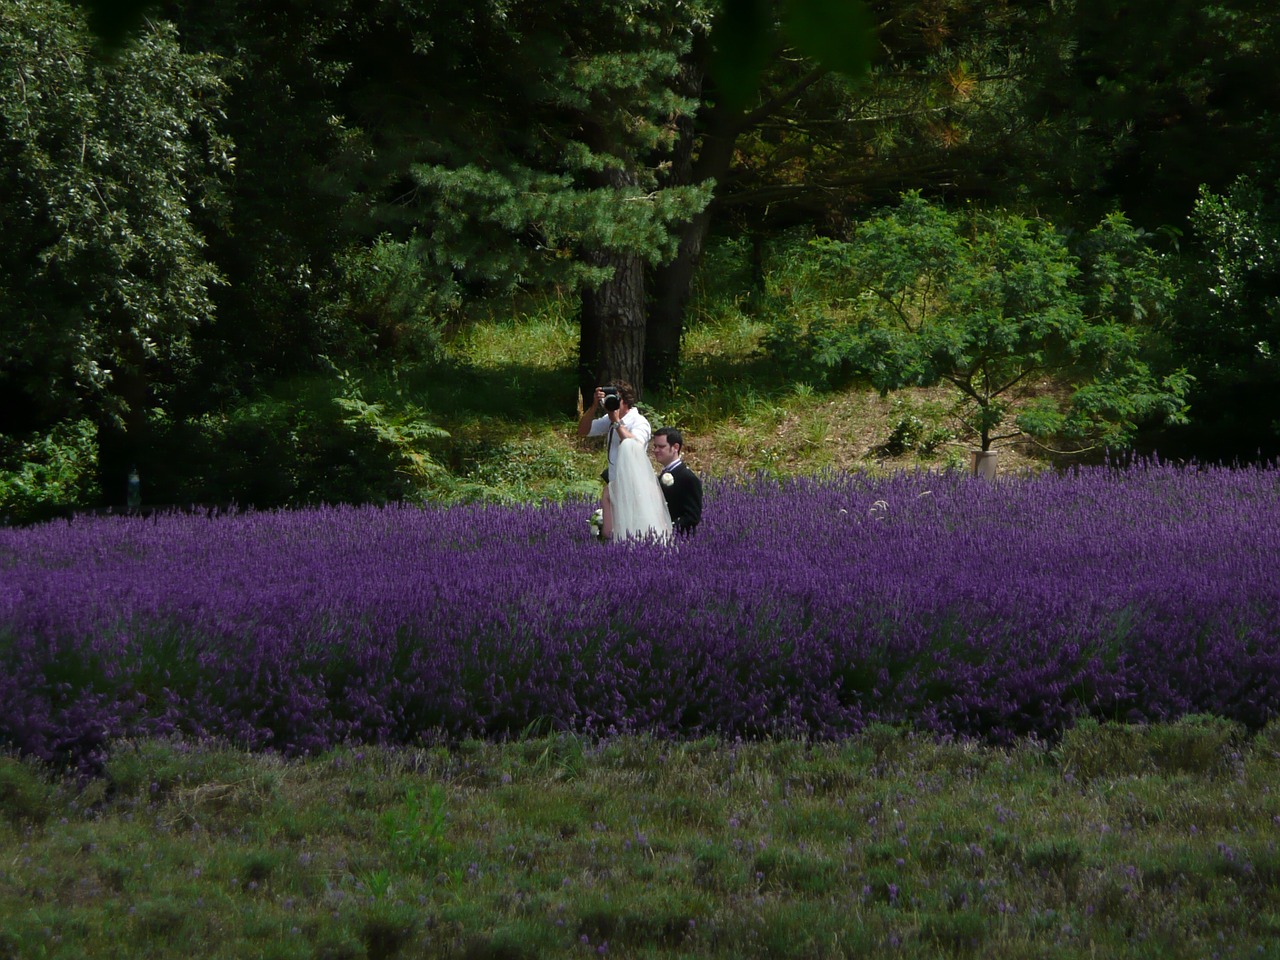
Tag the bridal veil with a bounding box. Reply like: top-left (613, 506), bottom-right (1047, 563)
top-left (610, 438), bottom-right (673, 542)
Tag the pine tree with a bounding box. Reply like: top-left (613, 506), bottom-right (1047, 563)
top-left (331, 0), bottom-right (713, 403)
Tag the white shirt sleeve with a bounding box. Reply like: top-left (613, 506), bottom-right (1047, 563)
top-left (586, 415), bottom-right (611, 438)
top-left (626, 412), bottom-right (652, 446)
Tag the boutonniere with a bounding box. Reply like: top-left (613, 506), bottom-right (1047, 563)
top-left (661, 472), bottom-right (674, 487)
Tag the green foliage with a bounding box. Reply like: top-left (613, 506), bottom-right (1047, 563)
top-left (64, 0), bottom-right (151, 49)
top-left (1057, 715), bottom-right (1246, 781)
top-left (874, 399), bottom-right (953, 458)
top-left (332, 369), bottom-right (449, 487)
top-left (719, 0), bottom-right (1052, 238)
top-left (764, 193), bottom-right (1191, 451)
top-left (379, 784), bottom-right (451, 872)
top-left (102, 738), bottom-right (271, 805)
top-left (1142, 176), bottom-right (1280, 460)
top-left (779, 0), bottom-right (874, 79)
top-left (0, 419), bottom-right (100, 523)
top-left (1254, 720), bottom-right (1280, 764)
top-left (436, 435), bottom-right (599, 505)
top-left (11, 0), bottom-right (1276, 509)
top-left (74, 0), bottom-right (877, 115)
top-left (523, 730), bottom-right (589, 781)
top-left (0, 755), bottom-right (54, 826)
top-left (166, 0), bottom-right (372, 390)
top-left (708, 0), bottom-right (776, 112)
top-left (688, 234), bottom-right (765, 314)
top-left (1014, 0), bottom-right (1280, 229)
top-left (151, 372), bottom-right (445, 507)
top-left (343, 0), bottom-right (715, 301)
top-left (1180, 178), bottom-right (1280, 385)
top-left (406, 161), bottom-right (711, 295)
top-left (0, 0), bottom-right (231, 433)
top-left (315, 236), bottom-right (450, 365)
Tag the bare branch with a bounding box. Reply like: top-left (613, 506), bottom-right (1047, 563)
top-left (736, 67), bottom-right (829, 132)
top-left (992, 366), bottom-right (1039, 396)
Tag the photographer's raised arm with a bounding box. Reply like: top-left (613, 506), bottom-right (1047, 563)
top-left (577, 388), bottom-right (605, 437)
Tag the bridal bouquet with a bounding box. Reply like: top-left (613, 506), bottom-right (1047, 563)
top-left (588, 508), bottom-right (603, 537)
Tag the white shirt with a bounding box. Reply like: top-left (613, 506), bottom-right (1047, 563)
top-left (588, 407), bottom-right (652, 469)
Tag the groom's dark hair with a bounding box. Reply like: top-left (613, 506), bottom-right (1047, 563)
top-left (654, 426), bottom-right (684, 450)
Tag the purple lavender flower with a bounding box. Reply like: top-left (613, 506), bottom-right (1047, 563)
top-left (2, 460), bottom-right (1279, 770)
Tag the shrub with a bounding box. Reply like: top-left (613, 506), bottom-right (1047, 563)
top-left (0, 420), bottom-right (100, 524)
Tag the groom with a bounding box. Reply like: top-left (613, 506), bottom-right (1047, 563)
top-left (650, 427), bottom-right (702, 535)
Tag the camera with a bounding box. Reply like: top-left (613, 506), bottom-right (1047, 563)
top-left (600, 385), bottom-right (621, 412)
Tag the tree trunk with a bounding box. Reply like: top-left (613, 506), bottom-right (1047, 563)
top-left (645, 208), bottom-right (713, 391)
top-left (645, 48), bottom-right (714, 393)
top-left (643, 42), bottom-right (754, 389)
top-left (580, 247), bottom-right (648, 402)
top-left (577, 151), bottom-right (650, 404)
top-left (643, 109), bottom-right (738, 387)
top-left (577, 295), bottom-right (601, 410)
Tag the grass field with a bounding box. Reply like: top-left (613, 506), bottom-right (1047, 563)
top-left (4, 720), bottom-right (1280, 959)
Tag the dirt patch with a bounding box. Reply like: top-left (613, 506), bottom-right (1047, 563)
top-left (683, 384), bottom-right (1065, 479)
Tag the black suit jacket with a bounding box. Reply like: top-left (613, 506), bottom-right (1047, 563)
top-left (660, 462), bottom-right (702, 534)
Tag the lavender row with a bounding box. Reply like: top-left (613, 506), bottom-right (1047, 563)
top-left (2, 460), bottom-right (1279, 771)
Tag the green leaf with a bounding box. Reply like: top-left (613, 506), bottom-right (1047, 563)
top-left (70, 0), bottom-right (154, 50)
top-left (710, 0), bottom-right (776, 112)
top-left (1016, 399), bottom-right (1067, 439)
top-left (781, 0), bottom-right (874, 80)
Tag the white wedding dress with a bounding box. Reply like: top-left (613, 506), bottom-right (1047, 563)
top-left (610, 438), bottom-right (673, 542)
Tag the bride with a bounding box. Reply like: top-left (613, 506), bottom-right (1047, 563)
top-left (609, 437), bottom-right (673, 542)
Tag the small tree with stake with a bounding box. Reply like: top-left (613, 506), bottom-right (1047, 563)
top-left (768, 192), bottom-right (1192, 456)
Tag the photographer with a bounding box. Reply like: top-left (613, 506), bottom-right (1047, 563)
top-left (577, 380), bottom-right (653, 540)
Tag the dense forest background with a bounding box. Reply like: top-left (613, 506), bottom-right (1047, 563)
top-left (2, 0), bottom-right (1278, 521)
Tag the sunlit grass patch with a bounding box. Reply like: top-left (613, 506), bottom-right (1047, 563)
top-left (447, 295), bottom-right (579, 371)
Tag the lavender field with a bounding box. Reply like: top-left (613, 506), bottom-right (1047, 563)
top-left (3, 460), bottom-right (1280, 773)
